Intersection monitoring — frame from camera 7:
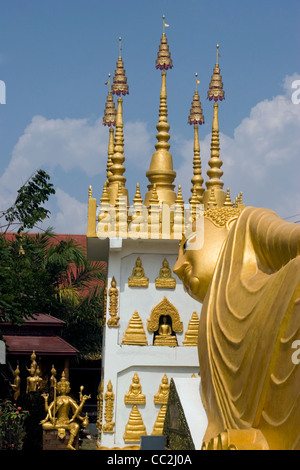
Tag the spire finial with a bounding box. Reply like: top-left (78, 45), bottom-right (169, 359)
top-left (119, 37), bottom-right (122, 57)
top-left (162, 15), bottom-right (169, 34)
top-left (216, 44), bottom-right (220, 64)
top-left (195, 73), bottom-right (200, 91)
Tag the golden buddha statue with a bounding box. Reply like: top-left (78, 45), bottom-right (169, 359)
top-left (128, 257), bottom-right (149, 287)
top-left (155, 258), bottom-right (176, 288)
top-left (40, 372), bottom-right (90, 450)
top-left (26, 365), bottom-right (41, 393)
top-left (154, 374), bottom-right (170, 405)
top-left (124, 373), bottom-right (146, 405)
top-left (174, 206), bottom-right (300, 450)
top-left (154, 315), bottom-right (177, 347)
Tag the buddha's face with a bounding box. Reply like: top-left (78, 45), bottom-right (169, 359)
top-left (173, 218), bottom-right (229, 303)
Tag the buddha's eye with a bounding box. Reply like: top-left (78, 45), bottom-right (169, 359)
top-left (183, 233), bottom-right (196, 253)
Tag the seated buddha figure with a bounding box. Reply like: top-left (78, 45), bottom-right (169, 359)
top-left (155, 258), bottom-right (176, 289)
top-left (124, 373), bottom-right (146, 405)
top-left (128, 257), bottom-right (149, 287)
top-left (154, 315), bottom-right (177, 347)
top-left (174, 206), bottom-right (300, 450)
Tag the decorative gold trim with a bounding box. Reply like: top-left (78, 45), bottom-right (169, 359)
top-left (147, 297), bottom-right (183, 333)
top-left (124, 373), bottom-right (146, 405)
top-left (155, 258), bottom-right (176, 289)
top-left (107, 277), bottom-right (120, 327)
top-left (122, 311), bottom-right (148, 345)
top-left (128, 257), bottom-right (149, 287)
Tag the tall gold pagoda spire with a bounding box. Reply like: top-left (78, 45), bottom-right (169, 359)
top-left (102, 74), bottom-right (116, 181)
top-left (108, 37), bottom-right (129, 206)
top-left (188, 73), bottom-right (205, 204)
top-left (144, 16), bottom-right (176, 207)
top-left (204, 44), bottom-right (226, 208)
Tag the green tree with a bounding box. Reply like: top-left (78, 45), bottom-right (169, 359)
top-left (0, 169), bottom-right (55, 233)
top-left (0, 230), bottom-right (105, 357)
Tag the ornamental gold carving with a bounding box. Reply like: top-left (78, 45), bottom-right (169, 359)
top-left (102, 380), bottom-right (115, 433)
top-left (122, 311), bottom-right (148, 345)
top-left (147, 297), bottom-right (183, 333)
top-left (123, 405), bottom-right (147, 443)
top-left (107, 277), bottom-right (120, 327)
top-left (183, 312), bottom-right (199, 346)
top-left (155, 258), bottom-right (176, 289)
top-left (151, 405), bottom-right (167, 436)
top-left (128, 257), bottom-right (149, 287)
top-left (124, 373), bottom-right (146, 405)
top-left (154, 374), bottom-right (170, 405)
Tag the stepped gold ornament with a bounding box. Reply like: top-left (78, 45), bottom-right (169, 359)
top-left (183, 312), bottom-right (199, 346)
top-left (122, 311), bottom-right (148, 345)
top-left (123, 406), bottom-right (147, 443)
top-left (174, 206), bottom-right (300, 450)
top-left (151, 405), bottom-right (167, 435)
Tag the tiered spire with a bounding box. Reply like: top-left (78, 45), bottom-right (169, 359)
top-left (145, 15), bottom-right (176, 207)
top-left (103, 74), bottom-right (116, 181)
top-left (108, 37), bottom-right (129, 206)
top-left (204, 44), bottom-right (226, 208)
top-left (188, 73), bottom-right (205, 204)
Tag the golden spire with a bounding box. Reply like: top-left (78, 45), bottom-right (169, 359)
top-left (204, 44), bottom-right (226, 208)
top-left (188, 73), bottom-right (205, 204)
top-left (108, 38), bottom-right (129, 205)
top-left (145, 17), bottom-right (176, 206)
top-left (103, 75), bottom-right (116, 182)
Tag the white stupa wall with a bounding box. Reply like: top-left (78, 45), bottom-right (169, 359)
top-left (99, 237), bottom-right (202, 449)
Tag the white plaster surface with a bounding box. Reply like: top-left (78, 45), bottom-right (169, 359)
top-left (100, 237), bottom-right (204, 449)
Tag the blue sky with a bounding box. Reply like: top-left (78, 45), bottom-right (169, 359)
top-left (0, 0), bottom-right (299, 233)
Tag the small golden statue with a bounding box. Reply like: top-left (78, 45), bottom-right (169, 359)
top-left (124, 373), bottom-right (146, 405)
top-left (26, 351), bottom-right (42, 393)
top-left (154, 315), bottom-right (177, 347)
top-left (107, 277), bottom-right (120, 327)
top-left (155, 258), bottom-right (176, 288)
top-left (154, 374), bottom-right (170, 405)
top-left (40, 371), bottom-right (90, 450)
top-left (128, 257), bottom-right (149, 287)
top-left (10, 364), bottom-right (21, 401)
top-left (102, 380), bottom-right (115, 433)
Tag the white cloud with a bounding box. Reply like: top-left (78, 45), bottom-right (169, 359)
top-left (176, 73), bottom-right (300, 218)
top-left (39, 188), bottom-right (88, 234)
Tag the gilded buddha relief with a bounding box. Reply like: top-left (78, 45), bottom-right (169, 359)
top-left (147, 297), bottom-right (183, 347)
top-left (155, 258), bottom-right (176, 289)
top-left (128, 257), bottom-right (149, 287)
